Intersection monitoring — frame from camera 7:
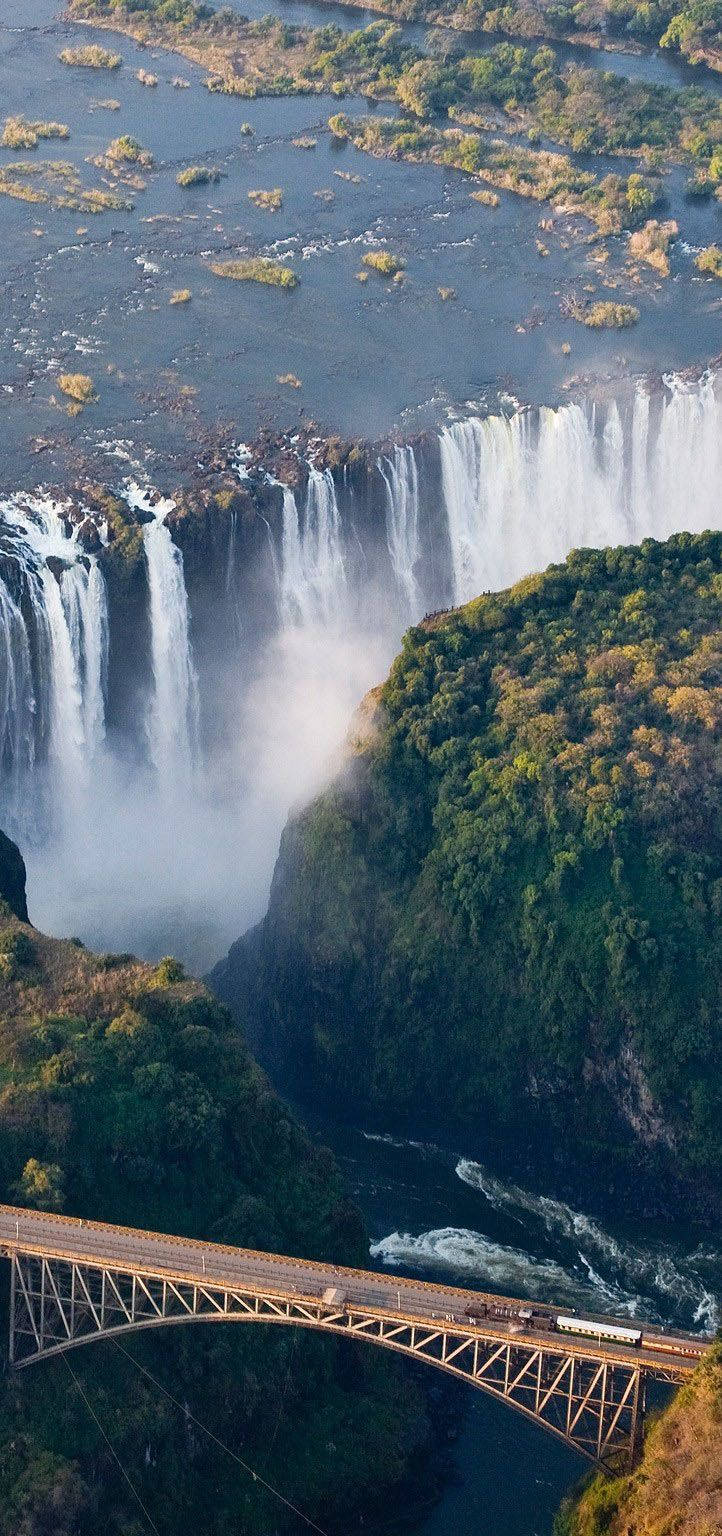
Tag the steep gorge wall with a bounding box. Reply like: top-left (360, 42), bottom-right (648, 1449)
top-left (212, 530), bottom-right (722, 1220)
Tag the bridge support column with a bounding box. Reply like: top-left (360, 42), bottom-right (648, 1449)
top-left (8, 1254), bottom-right (16, 1366)
top-left (628, 1370), bottom-right (646, 1470)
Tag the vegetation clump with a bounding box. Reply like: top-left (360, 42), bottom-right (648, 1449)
top-left (695, 242), bottom-right (722, 277)
top-left (105, 134), bottom-right (154, 166)
top-left (169, 287), bottom-right (192, 302)
top-left (362, 248), bottom-right (405, 275)
top-left (59, 44), bottom-right (122, 69)
top-left (1, 116), bottom-right (69, 150)
top-left (176, 164), bottom-right (222, 184)
top-left (136, 67), bottom-right (159, 85)
top-left (627, 218), bottom-right (677, 276)
top-left (568, 297), bottom-right (640, 327)
top-left (57, 372), bottom-right (97, 414)
top-left (209, 256), bottom-right (298, 287)
top-left (248, 186), bottom-right (283, 209)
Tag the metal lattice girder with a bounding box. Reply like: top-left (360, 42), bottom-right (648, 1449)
top-left (9, 1253), bottom-right (647, 1470)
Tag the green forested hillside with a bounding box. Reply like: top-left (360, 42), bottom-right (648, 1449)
top-left (214, 532), bottom-right (722, 1212)
top-left (0, 854), bottom-right (432, 1535)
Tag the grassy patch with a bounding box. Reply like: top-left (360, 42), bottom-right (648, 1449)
top-left (59, 44), bottom-right (121, 68)
top-left (176, 164), bottom-right (222, 185)
top-left (209, 256), bottom-right (298, 287)
top-left (58, 372), bottom-right (96, 414)
top-left (248, 186), bottom-right (283, 210)
top-left (696, 243), bottom-right (722, 277)
top-left (627, 218), bottom-right (677, 276)
top-left (581, 299), bottom-right (640, 327)
top-left (136, 67), bottom-right (158, 85)
top-left (170, 288), bottom-right (192, 303)
top-left (362, 248), bottom-right (404, 276)
top-left (0, 160), bottom-right (132, 212)
top-left (105, 134), bottom-right (153, 166)
top-left (1, 117), bottom-right (69, 151)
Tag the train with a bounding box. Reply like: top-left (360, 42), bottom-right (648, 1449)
top-left (463, 1302), bottom-right (643, 1346)
top-left (461, 1302), bottom-right (703, 1358)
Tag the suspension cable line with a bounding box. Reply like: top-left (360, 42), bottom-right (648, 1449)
top-left (108, 1337), bottom-right (329, 1536)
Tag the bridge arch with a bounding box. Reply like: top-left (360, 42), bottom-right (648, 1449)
top-left (8, 1249), bottom-right (647, 1470)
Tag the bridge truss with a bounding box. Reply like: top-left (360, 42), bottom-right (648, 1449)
top-left (6, 1251), bottom-right (671, 1470)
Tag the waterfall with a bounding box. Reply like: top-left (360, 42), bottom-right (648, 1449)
top-left (0, 369), bottom-right (719, 963)
top-left (378, 444), bottom-right (421, 619)
top-left (438, 373), bottom-right (722, 606)
top-left (130, 488), bottom-right (199, 788)
top-left (0, 578), bottom-right (36, 830)
top-left (278, 468), bottom-right (346, 628)
top-left (0, 495), bottom-right (109, 835)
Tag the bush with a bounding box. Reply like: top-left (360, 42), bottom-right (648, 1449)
top-left (583, 300), bottom-right (640, 328)
top-left (696, 244), bottom-right (722, 278)
top-left (362, 248), bottom-right (405, 275)
top-left (58, 372), bottom-right (96, 405)
top-left (208, 257), bottom-right (298, 287)
top-left (150, 955), bottom-right (186, 987)
top-left (58, 45), bottom-right (121, 68)
top-left (176, 164), bottom-right (222, 185)
top-left (1, 116), bottom-right (69, 150)
top-left (247, 186), bottom-right (283, 210)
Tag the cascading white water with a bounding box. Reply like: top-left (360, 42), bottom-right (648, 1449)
top-left (378, 444), bottom-right (421, 619)
top-left (0, 494), bottom-right (109, 835)
top-left (128, 487), bottom-right (199, 789)
top-left (278, 468), bottom-right (346, 628)
top-left (439, 373), bottom-right (722, 606)
top-left (0, 579), bottom-right (36, 828)
top-left (1, 369), bottom-right (720, 963)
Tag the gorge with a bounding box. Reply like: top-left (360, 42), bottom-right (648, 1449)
top-left (1, 0), bottom-right (721, 1529)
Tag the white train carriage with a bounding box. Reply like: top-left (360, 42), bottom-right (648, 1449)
top-left (555, 1315), bottom-right (642, 1347)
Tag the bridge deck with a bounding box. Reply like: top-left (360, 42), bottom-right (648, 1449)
top-left (0, 1203), bottom-right (704, 1377)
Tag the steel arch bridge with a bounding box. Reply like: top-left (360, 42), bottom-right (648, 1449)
top-left (0, 1204), bottom-right (704, 1473)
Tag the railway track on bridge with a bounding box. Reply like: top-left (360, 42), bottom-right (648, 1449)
top-left (0, 1203), bottom-right (710, 1471)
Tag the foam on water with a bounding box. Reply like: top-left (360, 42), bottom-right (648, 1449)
top-left (369, 1226), bottom-right (639, 1312)
top-left (456, 1159), bottom-right (720, 1332)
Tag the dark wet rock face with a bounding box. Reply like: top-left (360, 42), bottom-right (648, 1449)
top-left (0, 830), bottom-right (28, 922)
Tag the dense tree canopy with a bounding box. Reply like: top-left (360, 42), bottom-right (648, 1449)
top-left (0, 898), bottom-right (432, 1535)
top-left (216, 532), bottom-right (722, 1212)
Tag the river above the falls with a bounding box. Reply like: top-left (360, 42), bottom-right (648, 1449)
top-left (2, 1), bottom-right (722, 490)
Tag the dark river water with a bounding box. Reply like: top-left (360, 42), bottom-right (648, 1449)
top-left (2, 0), bottom-right (721, 486)
top-left (300, 1113), bottom-right (722, 1535)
